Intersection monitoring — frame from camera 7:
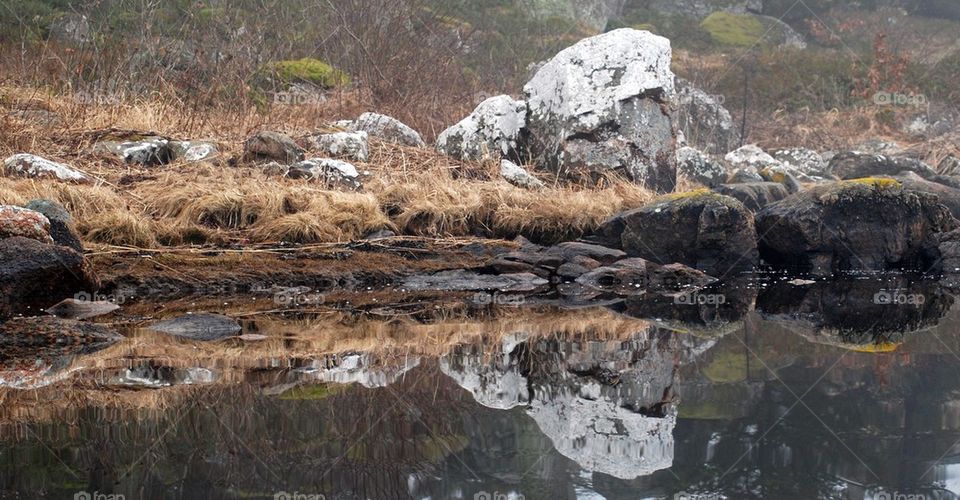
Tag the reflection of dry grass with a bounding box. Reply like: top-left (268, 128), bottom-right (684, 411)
top-left (0, 306), bottom-right (651, 429)
top-left (0, 85), bottom-right (657, 247)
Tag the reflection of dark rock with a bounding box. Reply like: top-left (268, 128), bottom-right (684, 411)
top-left (757, 181), bottom-right (956, 275)
top-left (756, 277), bottom-right (952, 338)
top-left (402, 270), bottom-right (548, 292)
top-left (148, 313), bottom-right (242, 341)
top-left (576, 258), bottom-right (716, 296)
top-left (615, 279), bottom-right (757, 337)
top-left (597, 192), bottom-right (758, 277)
top-left (0, 317), bottom-right (122, 388)
top-left (45, 298), bottom-right (119, 320)
top-left (440, 328), bottom-right (693, 479)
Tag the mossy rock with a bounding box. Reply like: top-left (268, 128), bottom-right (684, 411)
top-left (700, 12), bottom-right (764, 47)
top-left (260, 58), bottom-right (350, 90)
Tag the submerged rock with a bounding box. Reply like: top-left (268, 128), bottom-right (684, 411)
top-left (597, 191), bottom-right (758, 278)
top-left (500, 159), bottom-right (544, 190)
top-left (344, 112), bottom-right (424, 147)
top-left (308, 131), bottom-right (369, 162)
top-left (148, 313), bottom-right (242, 341)
top-left (4, 153), bottom-right (92, 183)
top-left (45, 298), bottom-right (120, 320)
top-left (436, 95), bottom-right (527, 162)
top-left (0, 205), bottom-right (53, 243)
top-left (25, 199), bottom-right (83, 253)
top-left (523, 29), bottom-right (676, 191)
top-left (0, 237), bottom-right (100, 318)
top-left (243, 131), bottom-right (305, 164)
top-left (756, 179), bottom-right (956, 275)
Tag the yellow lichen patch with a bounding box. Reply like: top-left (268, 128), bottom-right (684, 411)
top-left (656, 188), bottom-right (711, 202)
top-left (760, 167), bottom-right (787, 184)
top-left (849, 342), bottom-right (900, 354)
top-left (841, 177), bottom-right (903, 190)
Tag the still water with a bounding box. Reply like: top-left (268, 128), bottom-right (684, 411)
top-left (2, 277), bottom-right (960, 499)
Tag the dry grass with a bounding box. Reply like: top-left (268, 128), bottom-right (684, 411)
top-left (0, 84), bottom-right (660, 248)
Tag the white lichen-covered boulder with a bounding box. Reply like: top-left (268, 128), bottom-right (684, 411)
top-left (170, 141), bottom-right (220, 163)
top-left (724, 144), bottom-right (780, 171)
top-left (436, 95), bottom-right (527, 162)
top-left (523, 29), bottom-right (677, 192)
top-left (286, 158), bottom-right (362, 190)
top-left (3, 154), bottom-right (92, 184)
top-left (308, 131), bottom-right (369, 162)
top-left (344, 112), bottom-right (425, 147)
top-left (773, 147), bottom-right (831, 179)
top-left (676, 146), bottom-right (725, 187)
top-left (500, 159), bottom-right (545, 190)
top-left (93, 136), bottom-right (173, 166)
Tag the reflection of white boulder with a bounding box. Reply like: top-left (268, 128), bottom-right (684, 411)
top-left (295, 354), bottom-right (420, 388)
top-left (528, 389), bottom-right (675, 480)
top-left (441, 333), bottom-right (676, 479)
top-left (440, 333), bottom-right (530, 409)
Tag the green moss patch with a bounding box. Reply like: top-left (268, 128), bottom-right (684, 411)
top-left (700, 12), bottom-right (765, 47)
top-left (266, 58), bottom-right (350, 89)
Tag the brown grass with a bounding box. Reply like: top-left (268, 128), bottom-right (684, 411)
top-left (0, 84), bottom-right (659, 248)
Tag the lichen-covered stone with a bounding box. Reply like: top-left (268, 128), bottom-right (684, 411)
top-left (0, 205), bottom-right (52, 244)
top-left (4, 154), bottom-right (91, 183)
top-left (436, 95), bottom-right (527, 162)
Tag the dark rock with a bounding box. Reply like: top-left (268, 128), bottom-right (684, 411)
top-left (243, 131), bottom-right (305, 163)
top-left (756, 179), bottom-right (956, 276)
top-left (556, 255), bottom-right (601, 279)
top-left (727, 168), bottom-right (765, 184)
top-left (576, 258), bottom-right (716, 296)
top-left (0, 237), bottom-right (100, 319)
top-left (828, 151), bottom-right (936, 180)
top-left (25, 199), bottom-right (83, 253)
top-left (713, 182), bottom-right (789, 212)
top-left (892, 173), bottom-right (960, 219)
top-left (148, 313), bottom-right (242, 341)
top-left (543, 242), bottom-right (626, 265)
top-left (598, 191), bottom-right (758, 277)
top-left (757, 164), bottom-right (802, 193)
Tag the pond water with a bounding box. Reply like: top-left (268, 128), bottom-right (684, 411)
top-left (2, 277), bottom-right (960, 499)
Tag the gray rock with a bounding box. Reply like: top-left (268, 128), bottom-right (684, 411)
top-left (25, 199), bottom-right (83, 253)
top-left (576, 258), bottom-right (716, 296)
top-left (436, 95), bottom-right (527, 162)
top-left (675, 78), bottom-right (735, 154)
top-left (402, 270), bottom-right (548, 293)
top-left (524, 29), bottom-right (676, 192)
top-left (4, 154), bottom-right (91, 183)
top-left (286, 158), bottom-right (362, 190)
top-left (308, 131), bottom-right (369, 162)
top-left (773, 147), bottom-right (831, 179)
top-left (522, 0), bottom-right (626, 31)
top-left (828, 151), bottom-right (936, 180)
top-left (243, 131), bottom-right (304, 163)
top-left (346, 112), bottom-right (425, 147)
top-left (500, 160), bottom-right (545, 190)
top-left (727, 168), bottom-right (764, 184)
top-left (148, 313), bottom-right (242, 341)
top-left (94, 136), bottom-right (173, 166)
top-left (853, 139), bottom-right (903, 156)
top-left (46, 298), bottom-right (119, 320)
top-left (713, 182), bottom-right (790, 212)
top-left (170, 141), bottom-right (220, 162)
top-left (677, 146), bottom-right (726, 187)
top-left (724, 144), bottom-right (779, 171)
top-left (938, 155), bottom-right (960, 176)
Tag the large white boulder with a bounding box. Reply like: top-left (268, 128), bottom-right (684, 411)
top-left (436, 95), bottom-right (527, 162)
top-left (4, 154), bottom-right (92, 184)
top-left (309, 131), bottom-right (369, 162)
top-left (523, 29), bottom-right (677, 191)
top-left (347, 112), bottom-right (425, 147)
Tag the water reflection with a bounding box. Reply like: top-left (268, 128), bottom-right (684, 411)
top-left (1, 280), bottom-right (960, 498)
